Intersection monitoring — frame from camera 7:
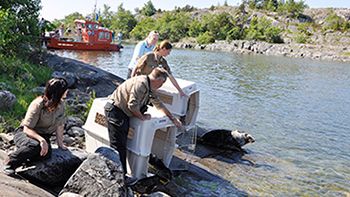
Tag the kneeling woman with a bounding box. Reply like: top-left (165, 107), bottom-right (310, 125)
top-left (3, 78), bottom-right (68, 175)
top-left (131, 40), bottom-right (186, 96)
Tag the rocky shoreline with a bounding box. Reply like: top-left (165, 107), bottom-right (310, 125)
top-left (174, 40), bottom-right (350, 62)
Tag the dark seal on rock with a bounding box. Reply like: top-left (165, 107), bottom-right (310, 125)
top-left (198, 129), bottom-right (255, 152)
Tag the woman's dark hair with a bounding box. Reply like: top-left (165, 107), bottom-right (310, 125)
top-left (43, 78), bottom-right (68, 112)
top-left (154, 40), bottom-right (172, 52)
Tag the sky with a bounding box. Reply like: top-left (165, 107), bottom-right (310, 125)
top-left (40, 0), bottom-right (350, 21)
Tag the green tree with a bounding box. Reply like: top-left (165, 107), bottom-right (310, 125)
top-left (111, 4), bottom-right (137, 38)
top-left (0, 0), bottom-right (41, 57)
top-left (323, 10), bottom-right (348, 32)
top-left (245, 16), bottom-right (283, 43)
top-left (130, 17), bottom-right (156, 40)
top-left (196, 31), bottom-right (215, 44)
top-left (188, 19), bottom-right (203, 37)
top-left (155, 12), bottom-right (191, 42)
top-left (175, 5), bottom-right (197, 12)
top-left (265, 0), bottom-right (278, 11)
top-left (247, 0), bottom-right (257, 9)
top-left (226, 27), bottom-right (242, 41)
top-left (60, 12), bottom-right (84, 30)
top-left (277, 0), bottom-right (308, 18)
top-left (201, 13), bottom-right (235, 40)
top-left (99, 4), bottom-right (114, 27)
top-left (140, 0), bottom-right (157, 16)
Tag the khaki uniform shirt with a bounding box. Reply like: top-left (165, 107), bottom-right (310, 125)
top-left (21, 97), bottom-right (65, 135)
top-left (134, 52), bottom-right (171, 76)
top-left (109, 75), bottom-right (165, 117)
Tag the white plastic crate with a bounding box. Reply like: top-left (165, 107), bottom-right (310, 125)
top-left (157, 78), bottom-right (200, 128)
top-left (82, 78), bottom-right (200, 180)
top-left (82, 97), bottom-right (111, 153)
top-left (83, 98), bottom-right (177, 179)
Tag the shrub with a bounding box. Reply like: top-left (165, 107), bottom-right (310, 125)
top-left (200, 12), bottom-right (236, 41)
top-left (188, 19), bottom-right (203, 38)
top-left (294, 33), bottom-right (309, 43)
top-left (322, 10), bottom-right (349, 32)
top-left (196, 32), bottom-right (215, 44)
top-left (226, 27), bottom-right (242, 41)
top-left (0, 0), bottom-right (41, 57)
top-left (265, 26), bottom-right (284, 43)
top-left (277, 0), bottom-right (308, 18)
top-left (0, 56), bottom-right (52, 132)
top-left (244, 16), bottom-right (283, 43)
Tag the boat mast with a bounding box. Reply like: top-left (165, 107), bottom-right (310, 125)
top-left (93, 0), bottom-right (97, 21)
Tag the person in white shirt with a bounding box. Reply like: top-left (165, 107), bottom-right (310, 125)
top-left (126, 31), bottom-right (159, 79)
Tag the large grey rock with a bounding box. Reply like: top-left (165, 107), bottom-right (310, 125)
top-left (52, 71), bottom-right (77, 88)
top-left (18, 147), bottom-right (88, 186)
top-left (66, 126), bottom-right (85, 138)
top-left (44, 53), bottom-right (124, 97)
top-left (65, 116), bottom-right (84, 131)
top-left (60, 147), bottom-right (127, 197)
top-left (0, 90), bottom-right (16, 110)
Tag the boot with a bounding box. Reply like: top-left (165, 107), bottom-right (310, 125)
top-left (2, 157), bottom-right (15, 176)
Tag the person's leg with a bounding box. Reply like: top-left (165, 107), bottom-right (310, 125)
top-left (4, 131), bottom-right (42, 173)
top-left (105, 103), bottom-right (129, 174)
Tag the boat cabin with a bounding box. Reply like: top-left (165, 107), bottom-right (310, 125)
top-left (75, 19), bottom-right (113, 44)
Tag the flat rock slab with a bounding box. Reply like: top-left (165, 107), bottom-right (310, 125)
top-left (44, 53), bottom-right (124, 97)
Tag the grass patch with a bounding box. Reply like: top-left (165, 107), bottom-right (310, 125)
top-left (342, 52), bottom-right (350, 56)
top-left (0, 55), bottom-right (52, 132)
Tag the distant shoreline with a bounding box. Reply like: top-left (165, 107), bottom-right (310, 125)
top-left (173, 40), bottom-right (350, 62)
top-left (123, 39), bottom-right (350, 62)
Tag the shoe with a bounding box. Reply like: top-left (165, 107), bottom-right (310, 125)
top-left (125, 175), bottom-right (138, 187)
top-left (2, 165), bottom-right (15, 176)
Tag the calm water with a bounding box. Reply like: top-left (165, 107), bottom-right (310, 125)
top-left (54, 45), bottom-right (350, 196)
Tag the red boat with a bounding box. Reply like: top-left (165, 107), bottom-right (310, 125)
top-left (46, 19), bottom-right (121, 51)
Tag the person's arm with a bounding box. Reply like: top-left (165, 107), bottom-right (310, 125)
top-left (130, 110), bottom-right (151, 121)
top-left (158, 106), bottom-right (182, 128)
top-left (150, 95), bottom-right (182, 128)
top-left (128, 80), bottom-right (152, 120)
top-left (168, 74), bottom-right (186, 97)
top-left (56, 124), bottom-right (67, 150)
top-left (131, 66), bottom-right (137, 78)
top-left (161, 59), bottom-right (186, 97)
top-left (23, 126), bottom-right (49, 156)
top-left (55, 102), bottom-right (67, 150)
